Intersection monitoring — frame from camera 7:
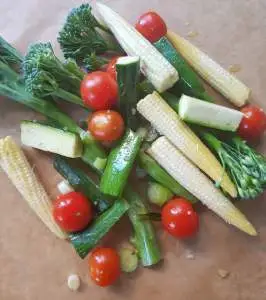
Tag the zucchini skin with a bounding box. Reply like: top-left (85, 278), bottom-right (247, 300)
top-left (70, 199), bottom-right (129, 259)
top-left (54, 155), bottom-right (113, 213)
top-left (116, 58), bottom-right (140, 130)
top-left (154, 37), bottom-right (212, 102)
top-left (100, 130), bottom-right (142, 197)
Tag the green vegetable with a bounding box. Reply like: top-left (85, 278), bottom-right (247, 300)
top-left (124, 187), bottom-right (161, 266)
top-left (54, 155), bottom-right (112, 213)
top-left (0, 35), bottom-right (23, 67)
top-left (119, 246), bottom-right (138, 273)
top-left (179, 95), bottom-right (243, 132)
top-left (70, 199), bottom-right (129, 259)
top-left (21, 121), bottom-right (83, 158)
top-left (83, 53), bottom-right (109, 72)
top-left (23, 42), bottom-right (87, 108)
top-left (139, 151), bottom-right (197, 203)
top-left (58, 4), bottom-right (120, 64)
top-left (201, 132), bottom-right (265, 199)
top-left (147, 182), bottom-right (173, 206)
top-left (0, 41), bottom-right (106, 172)
top-left (100, 130), bottom-right (142, 197)
top-left (116, 56), bottom-right (140, 130)
top-left (154, 36), bottom-right (212, 102)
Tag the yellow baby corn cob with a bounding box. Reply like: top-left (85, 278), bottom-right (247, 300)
top-left (0, 136), bottom-right (67, 239)
top-left (167, 31), bottom-right (250, 107)
top-left (96, 2), bottom-right (179, 93)
top-left (148, 137), bottom-right (256, 236)
top-left (137, 92), bottom-right (237, 197)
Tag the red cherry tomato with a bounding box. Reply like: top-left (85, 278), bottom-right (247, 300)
top-left (80, 71), bottom-right (118, 110)
top-left (238, 105), bottom-right (266, 142)
top-left (89, 247), bottom-right (121, 287)
top-left (88, 110), bottom-right (125, 142)
top-left (106, 56), bottom-right (121, 80)
top-left (53, 192), bottom-right (93, 232)
top-left (161, 198), bottom-right (199, 238)
top-left (135, 12), bottom-right (167, 43)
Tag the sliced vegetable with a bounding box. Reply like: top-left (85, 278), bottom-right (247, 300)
top-left (154, 36), bottom-right (212, 102)
top-left (147, 182), bottom-right (173, 207)
top-left (124, 187), bottom-right (161, 266)
top-left (88, 110), bottom-right (125, 142)
top-left (70, 199), bottom-right (129, 259)
top-left (96, 2), bottom-right (179, 93)
top-left (137, 92), bottom-right (237, 197)
top-left (53, 191), bottom-right (93, 232)
top-left (0, 54), bottom-right (107, 172)
top-left (135, 11), bottom-right (167, 43)
top-left (139, 151), bottom-right (197, 203)
top-left (161, 198), bottom-right (199, 238)
top-left (116, 56), bottom-right (140, 130)
top-left (167, 31), bottom-right (251, 107)
top-left (80, 71), bottom-right (118, 110)
top-left (57, 180), bottom-right (74, 195)
top-left (119, 246), bottom-right (138, 273)
top-left (21, 121), bottom-right (83, 158)
top-left (67, 274), bottom-right (81, 291)
top-left (106, 56), bottom-right (121, 79)
top-left (53, 155), bottom-right (113, 213)
top-left (238, 105), bottom-right (266, 142)
top-left (89, 247), bottom-right (121, 287)
top-left (148, 136), bottom-right (257, 236)
top-left (178, 95), bottom-right (243, 131)
top-left (100, 130), bottom-right (142, 197)
top-left (0, 136), bottom-right (67, 239)
top-left (201, 132), bottom-right (266, 199)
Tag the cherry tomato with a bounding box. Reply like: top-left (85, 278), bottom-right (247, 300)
top-left (238, 105), bottom-right (266, 142)
top-left (161, 198), bottom-right (199, 238)
top-left (53, 192), bottom-right (93, 232)
top-left (89, 247), bottom-right (121, 287)
top-left (135, 12), bottom-right (167, 43)
top-left (80, 71), bottom-right (118, 110)
top-left (88, 110), bottom-right (125, 142)
top-left (106, 56), bottom-right (121, 80)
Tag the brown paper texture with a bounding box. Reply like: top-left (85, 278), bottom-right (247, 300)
top-left (0, 0), bottom-right (265, 299)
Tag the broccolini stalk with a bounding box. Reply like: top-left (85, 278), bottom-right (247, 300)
top-left (23, 42), bottom-right (86, 107)
top-left (0, 60), bottom-right (106, 172)
top-left (83, 53), bottom-right (109, 72)
top-left (201, 132), bottom-right (264, 199)
top-left (0, 35), bottom-right (23, 67)
top-left (58, 4), bottom-right (120, 64)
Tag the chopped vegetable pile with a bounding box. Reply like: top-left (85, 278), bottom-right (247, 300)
top-left (0, 1), bottom-right (265, 289)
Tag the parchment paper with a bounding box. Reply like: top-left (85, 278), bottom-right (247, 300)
top-left (0, 1), bottom-right (266, 299)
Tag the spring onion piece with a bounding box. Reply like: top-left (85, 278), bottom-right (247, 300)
top-left (119, 246), bottom-right (139, 273)
top-left (0, 136), bottom-right (67, 239)
top-left (124, 187), bottom-right (161, 266)
top-left (148, 136), bottom-right (257, 236)
top-left (100, 130), bottom-right (142, 197)
top-left (139, 151), bottom-right (197, 203)
top-left (96, 2), bottom-right (179, 93)
top-left (137, 92), bottom-right (237, 197)
top-left (147, 182), bottom-right (173, 206)
top-left (70, 199), bottom-right (129, 259)
top-left (57, 180), bottom-right (74, 195)
top-left (167, 31), bottom-right (251, 107)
